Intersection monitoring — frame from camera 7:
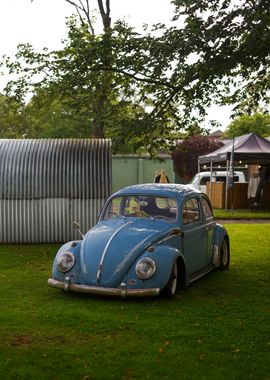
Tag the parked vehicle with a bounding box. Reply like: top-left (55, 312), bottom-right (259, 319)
top-left (190, 171), bottom-right (246, 193)
top-left (48, 184), bottom-right (230, 298)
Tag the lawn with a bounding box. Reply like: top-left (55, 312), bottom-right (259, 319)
top-left (0, 224), bottom-right (269, 380)
top-left (214, 209), bottom-right (270, 219)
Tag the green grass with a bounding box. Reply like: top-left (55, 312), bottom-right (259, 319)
top-left (0, 225), bottom-right (270, 380)
top-left (214, 209), bottom-right (270, 219)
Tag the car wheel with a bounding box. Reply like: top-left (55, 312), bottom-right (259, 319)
top-left (219, 238), bottom-right (230, 270)
top-left (161, 261), bottom-right (178, 298)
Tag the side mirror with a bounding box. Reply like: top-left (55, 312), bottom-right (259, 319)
top-left (73, 221), bottom-right (80, 230)
top-left (72, 221), bottom-right (84, 239)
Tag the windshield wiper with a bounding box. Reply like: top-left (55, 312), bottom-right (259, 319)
top-left (135, 211), bottom-right (154, 220)
top-left (107, 211), bottom-right (127, 219)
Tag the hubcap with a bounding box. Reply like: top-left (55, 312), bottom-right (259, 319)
top-left (222, 241), bottom-right (228, 266)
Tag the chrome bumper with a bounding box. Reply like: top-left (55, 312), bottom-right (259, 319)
top-left (48, 278), bottom-right (160, 298)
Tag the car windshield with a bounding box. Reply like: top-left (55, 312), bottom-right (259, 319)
top-left (189, 174), bottom-right (198, 184)
top-left (102, 195), bottom-right (177, 222)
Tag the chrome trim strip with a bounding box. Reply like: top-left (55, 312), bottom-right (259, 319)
top-left (48, 278), bottom-right (160, 298)
top-left (189, 264), bottom-right (214, 284)
top-left (155, 228), bottom-right (181, 246)
top-left (96, 221), bottom-right (133, 282)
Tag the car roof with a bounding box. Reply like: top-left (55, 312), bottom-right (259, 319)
top-left (195, 171), bottom-right (243, 176)
top-left (112, 183), bottom-right (202, 201)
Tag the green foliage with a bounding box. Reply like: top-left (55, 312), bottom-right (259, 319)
top-left (172, 135), bottom-right (224, 181)
top-left (171, 0), bottom-right (270, 115)
top-left (1, 0), bottom-right (269, 153)
top-left (1, 224), bottom-right (270, 379)
top-left (3, 18), bottom-right (178, 154)
top-left (25, 89), bottom-right (95, 139)
top-left (0, 94), bottom-right (33, 137)
top-left (224, 113), bottom-right (270, 138)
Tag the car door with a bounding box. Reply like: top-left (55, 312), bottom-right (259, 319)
top-left (181, 197), bottom-right (208, 275)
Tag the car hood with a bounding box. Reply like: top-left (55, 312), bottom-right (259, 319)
top-left (80, 218), bottom-right (172, 287)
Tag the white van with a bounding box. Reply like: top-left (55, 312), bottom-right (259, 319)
top-left (190, 171), bottom-right (246, 194)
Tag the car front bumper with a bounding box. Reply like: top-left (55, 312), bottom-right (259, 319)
top-left (48, 278), bottom-right (160, 298)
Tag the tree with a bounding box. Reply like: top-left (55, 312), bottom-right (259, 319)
top-left (172, 135), bottom-right (224, 182)
top-left (48, 0), bottom-right (270, 125)
top-left (24, 89), bottom-right (92, 138)
top-left (0, 94), bottom-right (34, 138)
top-left (170, 0), bottom-right (270, 116)
top-left (224, 113), bottom-right (270, 138)
top-left (0, 1), bottom-right (215, 151)
top-left (3, 0), bottom-right (269, 154)
top-left (2, 14), bottom-right (182, 155)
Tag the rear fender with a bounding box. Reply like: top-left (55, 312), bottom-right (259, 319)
top-left (212, 224), bottom-right (230, 267)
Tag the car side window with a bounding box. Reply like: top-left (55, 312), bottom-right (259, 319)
top-left (182, 198), bottom-right (200, 225)
top-left (215, 175), bottom-right (239, 183)
top-left (200, 176), bottom-right (210, 185)
top-left (201, 197), bottom-right (213, 219)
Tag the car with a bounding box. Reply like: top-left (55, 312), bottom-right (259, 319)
top-left (190, 171), bottom-right (246, 194)
top-left (48, 184), bottom-right (230, 298)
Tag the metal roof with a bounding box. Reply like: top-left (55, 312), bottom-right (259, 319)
top-left (0, 139), bottom-right (111, 199)
top-left (0, 139), bottom-right (112, 243)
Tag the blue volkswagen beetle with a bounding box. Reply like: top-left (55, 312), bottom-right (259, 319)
top-left (48, 184), bottom-right (230, 298)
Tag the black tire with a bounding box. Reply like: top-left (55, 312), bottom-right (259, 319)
top-left (161, 261), bottom-right (178, 298)
top-left (219, 238), bottom-right (230, 270)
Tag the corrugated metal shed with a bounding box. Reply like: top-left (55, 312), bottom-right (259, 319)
top-left (0, 139), bottom-right (111, 243)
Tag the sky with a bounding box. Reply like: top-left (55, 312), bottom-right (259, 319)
top-left (0, 0), bottom-right (232, 129)
top-left (0, 0), bottom-right (176, 54)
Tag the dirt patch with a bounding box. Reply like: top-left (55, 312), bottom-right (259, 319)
top-left (11, 335), bottom-right (34, 346)
top-left (9, 334), bottom-right (67, 347)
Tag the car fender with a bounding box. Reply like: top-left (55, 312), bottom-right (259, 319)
top-left (122, 244), bottom-right (187, 291)
top-left (52, 240), bottom-right (82, 282)
top-left (212, 223), bottom-right (230, 267)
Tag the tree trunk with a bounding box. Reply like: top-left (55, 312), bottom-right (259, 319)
top-left (65, 0), bottom-right (112, 139)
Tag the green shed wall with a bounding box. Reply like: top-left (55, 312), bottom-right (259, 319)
top-left (112, 155), bottom-right (175, 193)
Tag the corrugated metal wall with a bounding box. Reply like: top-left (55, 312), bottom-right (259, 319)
top-left (0, 139), bottom-right (111, 243)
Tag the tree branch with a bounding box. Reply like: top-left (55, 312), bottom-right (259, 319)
top-left (65, 0), bottom-right (95, 35)
top-left (97, 0), bottom-right (111, 30)
top-left (91, 66), bottom-right (179, 90)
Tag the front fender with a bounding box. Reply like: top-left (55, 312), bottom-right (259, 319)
top-left (122, 244), bottom-right (186, 291)
top-left (52, 240), bottom-right (82, 282)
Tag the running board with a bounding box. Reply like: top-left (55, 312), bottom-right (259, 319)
top-left (189, 265), bottom-right (215, 284)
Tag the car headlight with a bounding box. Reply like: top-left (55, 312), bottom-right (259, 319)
top-left (57, 251), bottom-right (75, 273)
top-left (135, 257), bottom-right (156, 280)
